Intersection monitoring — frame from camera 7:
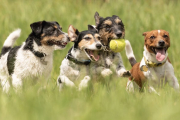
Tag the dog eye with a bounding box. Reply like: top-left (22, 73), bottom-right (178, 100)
top-left (163, 35), bottom-right (168, 38)
top-left (105, 25), bottom-right (111, 31)
top-left (150, 36), bottom-right (155, 39)
top-left (84, 37), bottom-right (91, 40)
top-left (97, 36), bottom-right (101, 40)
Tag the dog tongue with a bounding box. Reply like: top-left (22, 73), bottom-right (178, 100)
top-left (90, 51), bottom-right (99, 61)
top-left (156, 49), bottom-right (166, 61)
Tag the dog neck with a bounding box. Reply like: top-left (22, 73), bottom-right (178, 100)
top-left (143, 46), bottom-right (168, 64)
top-left (70, 46), bottom-right (90, 62)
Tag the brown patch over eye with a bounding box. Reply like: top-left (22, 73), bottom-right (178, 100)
top-left (78, 34), bottom-right (95, 49)
top-left (115, 18), bottom-right (121, 24)
top-left (104, 20), bottom-right (112, 26)
top-left (163, 34), bottom-right (168, 38)
top-left (94, 34), bottom-right (101, 41)
top-left (41, 34), bottom-right (64, 45)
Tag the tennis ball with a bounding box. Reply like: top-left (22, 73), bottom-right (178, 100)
top-left (109, 39), bottom-right (126, 52)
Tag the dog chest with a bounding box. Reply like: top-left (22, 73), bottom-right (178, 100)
top-left (14, 49), bottom-right (53, 78)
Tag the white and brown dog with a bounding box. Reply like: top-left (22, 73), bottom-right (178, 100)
top-left (0, 21), bottom-right (69, 92)
top-left (57, 25), bottom-right (102, 90)
top-left (126, 30), bottom-right (179, 93)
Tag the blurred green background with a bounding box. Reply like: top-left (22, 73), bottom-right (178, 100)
top-left (1, 0), bottom-right (180, 120)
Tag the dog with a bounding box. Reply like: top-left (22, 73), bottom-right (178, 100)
top-left (57, 25), bottom-right (102, 90)
top-left (0, 21), bottom-right (69, 92)
top-left (126, 30), bottom-right (179, 93)
top-left (92, 12), bottom-right (134, 78)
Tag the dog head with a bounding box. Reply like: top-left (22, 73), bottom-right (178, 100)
top-left (94, 12), bottom-right (125, 46)
top-left (30, 21), bottom-right (69, 50)
top-left (143, 30), bottom-right (170, 62)
top-left (68, 25), bottom-right (102, 61)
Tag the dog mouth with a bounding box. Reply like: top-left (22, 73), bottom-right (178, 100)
top-left (150, 47), bottom-right (167, 62)
top-left (47, 40), bottom-right (68, 48)
top-left (85, 49), bottom-right (100, 61)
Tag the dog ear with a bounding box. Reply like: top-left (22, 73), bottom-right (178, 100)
top-left (30, 21), bottom-right (46, 36)
top-left (142, 32), bottom-right (147, 36)
top-left (68, 25), bottom-right (79, 42)
top-left (88, 25), bottom-right (98, 33)
top-left (94, 12), bottom-right (103, 26)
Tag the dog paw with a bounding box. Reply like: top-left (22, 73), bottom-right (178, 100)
top-left (101, 69), bottom-right (113, 77)
top-left (117, 69), bottom-right (131, 77)
top-left (79, 76), bottom-right (91, 91)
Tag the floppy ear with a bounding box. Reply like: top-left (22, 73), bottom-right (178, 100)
top-left (30, 21), bottom-right (46, 35)
top-left (68, 25), bottom-right (79, 42)
top-left (88, 25), bottom-right (98, 33)
top-left (142, 32), bottom-right (147, 36)
top-left (94, 12), bottom-right (103, 26)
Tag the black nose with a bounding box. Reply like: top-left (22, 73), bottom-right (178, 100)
top-left (96, 44), bottom-right (102, 49)
top-left (116, 32), bottom-right (122, 38)
top-left (158, 40), bottom-right (165, 46)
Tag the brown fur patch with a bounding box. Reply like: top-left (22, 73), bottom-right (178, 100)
top-left (78, 34), bottom-right (95, 49)
top-left (104, 20), bottom-right (112, 26)
top-left (115, 18), bottom-right (121, 24)
top-left (130, 62), bottom-right (147, 89)
top-left (41, 34), bottom-right (64, 45)
top-left (98, 29), bottom-right (114, 45)
top-left (54, 25), bottom-right (58, 29)
top-left (143, 30), bottom-right (170, 53)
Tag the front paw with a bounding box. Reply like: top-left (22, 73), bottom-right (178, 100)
top-left (79, 76), bottom-right (91, 91)
top-left (101, 69), bottom-right (113, 77)
top-left (121, 71), bottom-right (131, 77)
top-left (118, 69), bottom-right (131, 77)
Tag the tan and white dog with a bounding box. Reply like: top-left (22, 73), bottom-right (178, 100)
top-left (126, 30), bottom-right (179, 93)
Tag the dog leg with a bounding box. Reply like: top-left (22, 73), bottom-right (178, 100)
top-left (165, 64), bottom-right (179, 90)
top-left (0, 76), bottom-right (10, 93)
top-left (148, 86), bottom-right (160, 96)
top-left (12, 74), bottom-right (22, 92)
top-left (166, 74), bottom-right (179, 90)
top-left (126, 79), bottom-right (134, 92)
top-left (57, 75), bottom-right (76, 90)
top-left (79, 76), bottom-right (91, 91)
top-left (117, 68), bottom-right (131, 77)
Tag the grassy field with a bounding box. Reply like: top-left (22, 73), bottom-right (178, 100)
top-left (1, 0), bottom-right (180, 120)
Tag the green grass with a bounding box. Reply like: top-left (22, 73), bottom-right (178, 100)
top-left (1, 0), bottom-right (180, 120)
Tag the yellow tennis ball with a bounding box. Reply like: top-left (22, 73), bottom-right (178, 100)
top-left (109, 39), bottom-right (126, 52)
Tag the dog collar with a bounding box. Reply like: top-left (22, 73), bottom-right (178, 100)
top-left (31, 50), bottom-right (47, 65)
top-left (66, 53), bottom-right (91, 65)
top-left (32, 50), bottom-right (46, 58)
top-left (144, 56), bottom-right (167, 67)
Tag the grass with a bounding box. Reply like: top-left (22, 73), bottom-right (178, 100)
top-left (1, 0), bottom-right (180, 120)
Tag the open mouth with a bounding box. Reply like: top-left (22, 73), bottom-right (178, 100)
top-left (151, 47), bottom-right (167, 62)
top-left (47, 40), bottom-right (68, 48)
top-left (85, 49), bottom-right (100, 61)
top-left (56, 41), bottom-right (68, 48)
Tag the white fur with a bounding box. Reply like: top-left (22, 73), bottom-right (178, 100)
top-left (3, 29), bottom-right (21, 47)
top-left (158, 30), bottom-right (160, 34)
top-left (125, 40), bottom-right (136, 60)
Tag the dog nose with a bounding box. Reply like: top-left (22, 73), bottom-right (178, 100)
top-left (158, 40), bottom-right (165, 46)
top-left (116, 32), bottom-right (122, 38)
top-left (96, 44), bottom-right (102, 49)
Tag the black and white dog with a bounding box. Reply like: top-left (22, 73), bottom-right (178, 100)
top-left (57, 25), bottom-right (102, 90)
top-left (92, 12), bottom-right (134, 78)
top-left (0, 21), bottom-right (69, 92)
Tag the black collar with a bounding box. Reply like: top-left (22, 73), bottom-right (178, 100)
top-left (31, 50), bottom-right (46, 58)
top-left (66, 53), bottom-right (91, 65)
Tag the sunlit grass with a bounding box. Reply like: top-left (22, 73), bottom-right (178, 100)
top-left (1, 0), bottom-right (180, 120)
